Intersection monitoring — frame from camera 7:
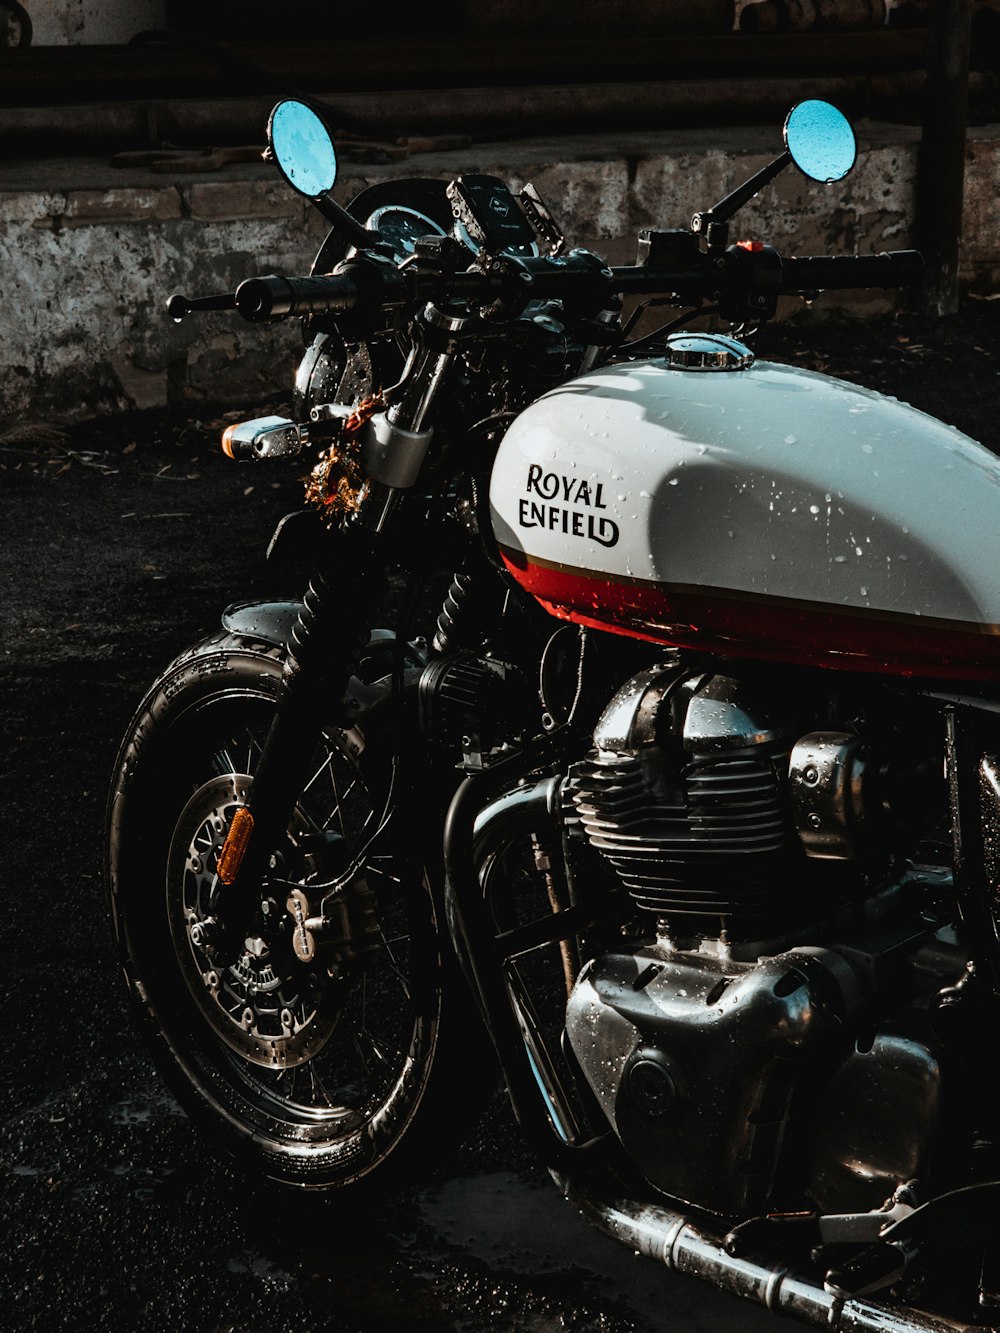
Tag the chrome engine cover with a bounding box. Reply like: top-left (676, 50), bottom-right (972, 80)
top-left (565, 935), bottom-right (955, 1218)
top-left (566, 944), bottom-right (855, 1214)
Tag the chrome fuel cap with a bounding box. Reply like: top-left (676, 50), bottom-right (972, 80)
top-left (663, 332), bottom-right (754, 371)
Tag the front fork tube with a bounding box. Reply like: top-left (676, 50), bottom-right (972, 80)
top-left (223, 301), bottom-right (463, 920)
top-left (356, 303), bottom-right (467, 534)
top-left (227, 537), bottom-right (386, 914)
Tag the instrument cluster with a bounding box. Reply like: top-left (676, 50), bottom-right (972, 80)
top-left (364, 202), bottom-right (539, 264)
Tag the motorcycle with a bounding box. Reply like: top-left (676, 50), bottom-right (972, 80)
top-left (105, 96), bottom-right (1000, 1330)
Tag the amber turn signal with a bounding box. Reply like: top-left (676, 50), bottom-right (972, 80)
top-left (221, 424), bottom-right (238, 460)
top-left (217, 806), bottom-right (254, 885)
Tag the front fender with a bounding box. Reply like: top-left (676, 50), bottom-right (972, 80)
top-left (221, 599), bottom-right (300, 648)
top-left (221, 600), bottom-right (401, 659)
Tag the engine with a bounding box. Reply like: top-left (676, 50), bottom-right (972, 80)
top-left (422, 622), bottom-right (962, 1221)
top-left (567, 661), bottom-right (886, 941)
top-left (560, 661), bottom-right (965, 1219)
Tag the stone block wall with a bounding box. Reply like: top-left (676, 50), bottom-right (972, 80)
top-left (0, 118), bottom-right (990, 425)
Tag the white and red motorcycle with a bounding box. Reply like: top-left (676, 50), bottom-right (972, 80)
top-left (107, 98), bottom-right (1000, 1330)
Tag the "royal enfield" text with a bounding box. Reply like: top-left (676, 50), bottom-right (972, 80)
top-left (517, 465), bottom-right (620, 547)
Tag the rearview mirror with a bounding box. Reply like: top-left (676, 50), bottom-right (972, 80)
top-left (783, 100), bottom-right (857, 184)
top-left (267, 99), bottom-right (338, 199)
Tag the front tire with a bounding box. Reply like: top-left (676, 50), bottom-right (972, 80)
top-left (107, 629), bottom-right (491, 1191)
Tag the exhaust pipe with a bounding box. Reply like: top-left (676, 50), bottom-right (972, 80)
top-left (560, 1180), bottom-right (978, 1333)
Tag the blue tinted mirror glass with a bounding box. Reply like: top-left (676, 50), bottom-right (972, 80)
top-left (783, 100), bottom-right (856, 183)
top-left (268, 100), bottom-right (337, 197)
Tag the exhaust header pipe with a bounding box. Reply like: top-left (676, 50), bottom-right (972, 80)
top-left (562, 1180), bottom-right (977, 1333)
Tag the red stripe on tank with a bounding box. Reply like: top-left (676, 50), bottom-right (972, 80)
top-left (498, 547), bottom-right (1000, 680)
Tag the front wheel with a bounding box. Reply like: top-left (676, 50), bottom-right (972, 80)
top-left (107, 629), bottom-right (492, 1191)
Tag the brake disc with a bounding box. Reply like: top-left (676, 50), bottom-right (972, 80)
top-left (167, 774), bottom-right (339, 1069)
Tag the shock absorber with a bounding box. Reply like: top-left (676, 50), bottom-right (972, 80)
top-left (433, 560), bottom-right (509, 655)
top-left (283, 560), bottom-right (377, 697)
top-left (434, 570), bottom-right (477, 655)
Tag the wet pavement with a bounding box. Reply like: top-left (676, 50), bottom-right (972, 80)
top-left (4, 1043), bottom-right (793, 1331)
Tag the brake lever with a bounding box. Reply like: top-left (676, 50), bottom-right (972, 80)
top-left (166, 291), bottom-right (238, 323)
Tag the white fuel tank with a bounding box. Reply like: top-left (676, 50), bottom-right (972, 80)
top-left (489, 340), bottom-right (1000, 679)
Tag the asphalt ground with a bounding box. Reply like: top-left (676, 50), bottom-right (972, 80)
top-left (4, 301), bottom-right (1000, 1331)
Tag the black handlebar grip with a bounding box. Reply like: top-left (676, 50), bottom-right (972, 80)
top-left (782, 250), bottom-right (924, 292)
top-left (234, 273), bottom-right (360, 322)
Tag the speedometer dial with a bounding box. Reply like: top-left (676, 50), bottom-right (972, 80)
top-left (365, 205), bottom-right (447, 260)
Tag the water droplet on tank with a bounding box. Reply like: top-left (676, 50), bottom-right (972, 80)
top-left (835, 555), bottom-right (848, 563)
top-left (639, 490), bottom-right (650, 498)
top-left (862, 443), bottom-right (874, 455)
top-left (860, 586), bottom-right (868, 596)
top-left (617, 494), bottom-right (627, 502)
top-left (809, 504), bottom-right (820, 515)
top-left (855, 546), bottom-right (864, 556)
top-left (784, 434), bottom-right (797, 445)
top-left (668, 477), bottom-right (679, 486)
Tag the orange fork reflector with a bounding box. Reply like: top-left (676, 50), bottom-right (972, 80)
top-left (217, 806), bottom-right (254, 885)
top-left (221, 424), bottom-right (238, 460)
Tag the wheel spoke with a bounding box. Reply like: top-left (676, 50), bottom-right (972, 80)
top-left (212, 747), bottom-right (237, 776)
top-left (357, 1025), bottom-right (403, 1070)
top-left (377, 937), bottom-right (414, 1002)
top-left (301, 750), bottom-right (335, 801)
top-left (367, 854), bottom-right (403, 885)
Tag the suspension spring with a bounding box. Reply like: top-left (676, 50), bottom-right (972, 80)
top-left (282, 539), bottom-right (385, 708)
top-left (433, 563), bottom-right (506, 656)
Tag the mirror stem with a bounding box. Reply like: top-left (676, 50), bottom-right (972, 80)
top-left (313, 194), bottom-right (376, 250)
top-left (693, 149), bottom-right (792, 235)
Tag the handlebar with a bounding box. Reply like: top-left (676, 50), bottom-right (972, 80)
top-left (170, 246), bottom-right (924, 328)
top-left (780, 250), bottom-right (924, 291)
top-left (234, 273), bottom-right (362, 321)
